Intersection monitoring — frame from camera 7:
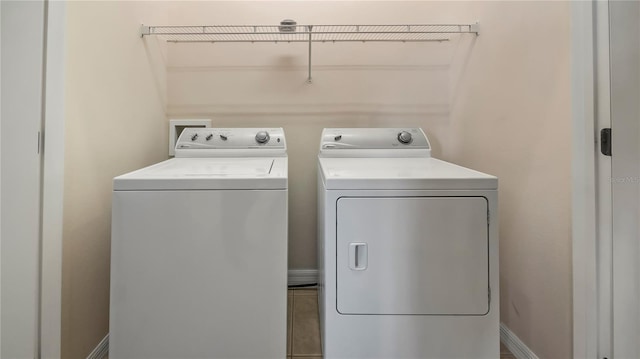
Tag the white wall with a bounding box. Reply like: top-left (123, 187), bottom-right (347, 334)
top-left (62, 2), bottom-right (168, 358)
top-left (166, 1), bottom-right (572, 358)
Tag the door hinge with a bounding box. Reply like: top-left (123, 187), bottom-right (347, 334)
top-left (601, 128), bottom-right (612, 156)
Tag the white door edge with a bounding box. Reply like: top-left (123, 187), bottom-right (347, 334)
top-left (594, 1), bottom-right (613, 357)
top-left (571, 1), bottom-right (599, 358)
top-left (572, 1), bottom-right (620, 358)
top-left (40, 1), bottom-right (66, 357)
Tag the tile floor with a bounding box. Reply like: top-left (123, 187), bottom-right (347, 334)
top-left (500, 342), bottom-right (517, 359)
top-left (288, 288), bottom-right (322, 358)
top-left (108, 287), bottom-right (516, 359)
top-left (289, 287), bottom-right (517, 359)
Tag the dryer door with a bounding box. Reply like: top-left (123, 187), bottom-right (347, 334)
top-left (336, 196), bottom-right (489, 315)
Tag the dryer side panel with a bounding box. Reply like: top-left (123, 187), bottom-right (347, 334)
top-left (336, 196), bottom-right (489, 315)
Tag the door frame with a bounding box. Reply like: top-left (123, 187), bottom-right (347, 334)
top-left (41, 1), bottom-right (66, 357)
top-left (572, 1), bottom-right (614, 358)
top-left (0, 0), bottom-right (64, 358)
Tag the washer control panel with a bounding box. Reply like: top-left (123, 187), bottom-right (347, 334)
top-left (320, 128), bottom-right (430, 150)
top-left (175, 128), bottom-right (286, 156)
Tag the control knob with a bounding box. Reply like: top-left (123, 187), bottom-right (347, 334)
top-left (397, 131), bottom-right (412, 144)
top-left (255, 131), bottom-right (270, 144)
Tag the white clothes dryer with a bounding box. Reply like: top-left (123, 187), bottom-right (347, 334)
top-left (110, 128), bottom-right (288, 359)
top-left (317, 128), bottom-right (499, 359)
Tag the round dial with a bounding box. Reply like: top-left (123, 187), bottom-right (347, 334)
top-left (397, 131), bottom-right (413, 144)
top-left (255, 131), bottom-right (270, 144)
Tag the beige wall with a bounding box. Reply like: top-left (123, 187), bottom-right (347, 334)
top-left (166, 1), bottom-right (571, 358)
top-left (167, 1), bottom-right (461, 269)
top-left (61, 1), bottom-right (571, 358)
top-left (447, 3), bottom-right (572, 358)
top-left (62, 2), bottom-right (168, 358)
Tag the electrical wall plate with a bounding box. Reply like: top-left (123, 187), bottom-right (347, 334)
top-left (169, 119), bottom-right (212, 156)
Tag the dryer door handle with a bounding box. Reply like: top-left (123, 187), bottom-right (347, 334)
top-left (349, 243), bottom-right (368, 271)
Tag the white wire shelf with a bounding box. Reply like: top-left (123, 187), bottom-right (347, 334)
top-left (141, 23), bottom-right (479, 82)
top-left (141, 24), bottom-right (478, 43)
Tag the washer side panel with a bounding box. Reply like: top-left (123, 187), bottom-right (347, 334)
top-left (110, 189), bottom-right (287, 359)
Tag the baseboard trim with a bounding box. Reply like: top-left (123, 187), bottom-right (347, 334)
top-left (89, 318), bottom-right (534, 359)
top-left (500, 323), bottom-right (539, 359)
top-left (288, 269), bottom-right (318, 286)
top-left (86, 334), bottom-right (109, 359)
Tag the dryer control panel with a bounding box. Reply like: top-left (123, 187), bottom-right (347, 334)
top-left (175, 128), bottom-right (287, 157)
top-left (319, 128), bottom-right (431, 158)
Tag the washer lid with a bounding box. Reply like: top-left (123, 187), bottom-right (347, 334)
top-left (114, 158), bottom-right (287, 190)
top-left (319, 157), bottom-right (497, 190)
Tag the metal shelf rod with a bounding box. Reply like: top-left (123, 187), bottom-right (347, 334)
top-left (163, 39), bottom-right (451, 43)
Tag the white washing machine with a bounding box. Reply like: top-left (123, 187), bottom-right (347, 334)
top-left (110, 128), bottom-right (287, 359)
top-left (317, 128), bottom-right (499, 359)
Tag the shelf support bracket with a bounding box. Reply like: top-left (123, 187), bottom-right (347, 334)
top-left (307, 25), bottom-right (313, 84)
top-left (470, 21), bottom-right (480, 36)
top-left (140, 24), bottom-right (151, 38)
